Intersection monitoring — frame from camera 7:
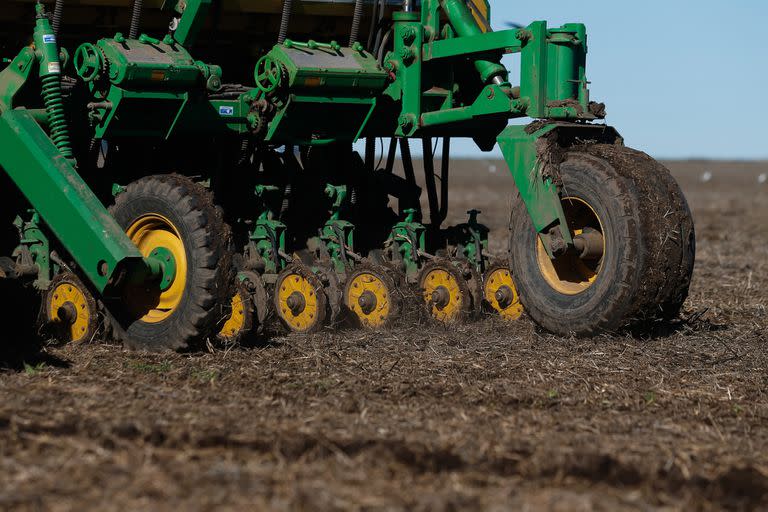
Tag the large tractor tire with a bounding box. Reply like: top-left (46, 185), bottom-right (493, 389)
top-left (107, 175), bottom-right (234, 350)
top-left (509, 144), bottom-right (695, 336)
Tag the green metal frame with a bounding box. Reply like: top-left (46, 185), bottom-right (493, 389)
top-left (0, 0), bottom-right (613, 303)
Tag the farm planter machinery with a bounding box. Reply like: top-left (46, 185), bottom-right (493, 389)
top-left (0, 0), bottom-right (694, 348)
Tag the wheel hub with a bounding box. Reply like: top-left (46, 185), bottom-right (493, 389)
top-left (125, 213), bottom-right (188, 323)
top-left (431, 286), bottom-right (450, 310)
top-left (147, 246), bottom-right (177, 292)
top-left (494, 285), bottom-right (513, 309)
top-left (286, 291), bottom-right (306, 316)
top-left (56, 301), bottom-right (77, 324)
top-left (537, 197), bottom-right (605, 295)
top-left (357, 290), bottom-right (377, 315)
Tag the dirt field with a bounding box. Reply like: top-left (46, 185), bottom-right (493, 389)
top-left (1, 158), bottom-right (767, 511)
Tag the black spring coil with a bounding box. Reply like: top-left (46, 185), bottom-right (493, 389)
top-left (52, 0), bottom-right (64, 38)
top-left (41, 74), bottom-right (74, 159)
top-left (349, 0), bottom-right (365, 46)
top-left (278, 0), bottom-right (292, 45)
top-left (129, 0), bottom-right (143, 40)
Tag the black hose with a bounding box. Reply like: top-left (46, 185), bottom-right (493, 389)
top-left (377, 28), bottom-right (392, 66)
top-left (349, 0), bottom-right (365, 46)
top-left (373, 0), bottom-right (387, 56)
top-left (128, 0), bottom-right (143, 40)
top-left (52, 0), bottom-right (64, 38)
top-left (278, 0), bottom-right (292, 45)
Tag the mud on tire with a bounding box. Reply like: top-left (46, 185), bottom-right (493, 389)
top-left (107, 174), bottom-right (234, 351)
top-left (509, 144), bottom-right (695, 336)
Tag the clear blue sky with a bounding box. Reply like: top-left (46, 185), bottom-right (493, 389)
top-left (451, 0), bottom-right (768, 160)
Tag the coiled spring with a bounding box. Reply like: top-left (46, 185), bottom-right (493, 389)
top-left (41, 73), bottom-right (74, 159)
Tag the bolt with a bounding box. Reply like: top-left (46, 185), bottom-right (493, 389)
top-left (398, 46), bottom-right (415, 65)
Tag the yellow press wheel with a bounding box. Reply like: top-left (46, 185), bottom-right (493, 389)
top-left (418, 259), bottom-right (473, 324)
top-left (44, 273), bottom-right (97, 344)
top-left (483, 264), bottom-right (523, 321)
top-left (344, 264), bottom-right (401, 328)
top-left (217, 283), bottom-right (253, 343)
top-left (275, 264), bottom-right (327, 334)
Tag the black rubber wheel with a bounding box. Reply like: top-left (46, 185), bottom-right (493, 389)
top-left (107, 174), bottom-right (234, 350)
top-left (509, 144), bottom-right (695, 336)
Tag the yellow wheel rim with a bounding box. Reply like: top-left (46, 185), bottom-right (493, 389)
top-left (422, 268), bottom-right (464, 322)
top-left (346, 272), bottom-right (391, 328)
top-left (537, 197), bottom-right (605, 295)
top-left (219, 290), bottom-right (247, 339)
top-left (48, 282), bottom-right (91, 343)
top-left (277, 272), bottom-right (320, 331)
top-left (484, 268), bottom-right (523, 321)
top-left (125, 214), bottom-right (187, 323)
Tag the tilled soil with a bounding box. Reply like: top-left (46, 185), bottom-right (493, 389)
top-left (1, 160), bottom-right (767, 511)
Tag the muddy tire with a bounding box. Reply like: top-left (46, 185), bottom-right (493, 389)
top-left (509, 144), bottom-right (695, 336)
top-left (107, 174), bottom-right (234, 351)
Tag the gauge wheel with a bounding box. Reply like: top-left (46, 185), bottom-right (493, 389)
top-left (483, 263), bottom-right (524, 321)
top-left (418, 259), bottom-right (473, 324)
top-left (344, 263), bottom-right (402, 328)
top-left (107, 174), bottom-right (235, 350)
top-left (275, 264), bottom-right (327, 334)
top-left (43, 272), bottom-right (98, 344)
top-left (509, 144), bottom-right (695, 336)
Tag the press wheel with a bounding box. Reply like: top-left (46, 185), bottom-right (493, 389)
top-left (483, 263), bottom-right (523, 321)
top-left (418, 259), bottom-right (473, 324)
top-left (217, 282), bottom-right (253, 343)
top-left (344, 264), bottom-right (401, 328)
top-left (43, 272), bottom-right (97, 344)
top-left (275, 264), bottom-right (327, 334)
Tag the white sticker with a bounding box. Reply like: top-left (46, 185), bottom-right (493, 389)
top-left (42, 34), bottom-right (56, 44)
top-left (47, 62), bottom-right (61, 74)
top-left (219, 106), bottom-right (234, 116)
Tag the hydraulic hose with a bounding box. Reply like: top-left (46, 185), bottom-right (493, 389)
top-left (278, 0), bottom-right (293, 45)
top-left (349, 0), bottom-right (365, 46)
top-left (366, 0), bottom-right (379, 50)
top-left (52, 0), bottom-right (64, 38)
top-left (373, 0), bottom-right (387, 56)
top-left (128, 0), bottom-right (143, 40)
